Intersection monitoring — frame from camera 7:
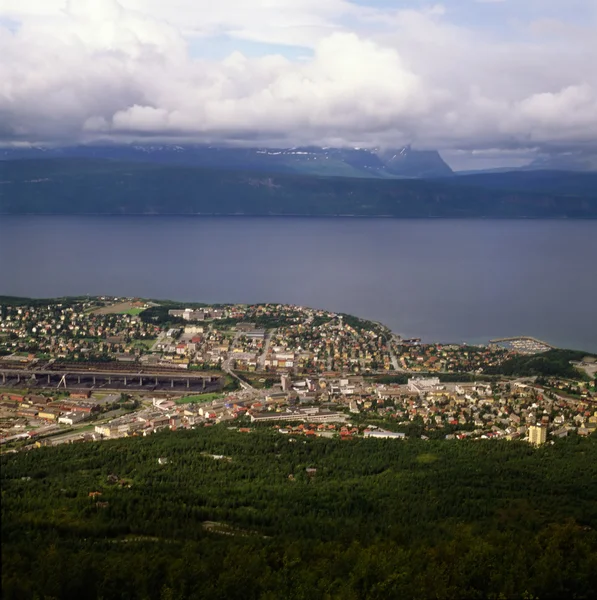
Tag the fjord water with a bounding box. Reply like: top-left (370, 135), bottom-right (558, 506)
top-left (1, 216), bottom-right (596, 352)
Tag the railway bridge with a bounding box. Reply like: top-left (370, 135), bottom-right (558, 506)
top-left (0, 367), bottom-right (223, 393)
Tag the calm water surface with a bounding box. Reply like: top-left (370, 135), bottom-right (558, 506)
top-left (1, 216), bottom-right (596, 351)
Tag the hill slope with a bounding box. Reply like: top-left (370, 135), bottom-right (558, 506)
top-left (1, 159), bottom-right (597, 218)
top-left (449, 170), bottom-right (597, 196)
top-left (2, 428), bottom-right (597, 600)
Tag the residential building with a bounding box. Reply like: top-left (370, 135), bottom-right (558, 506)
top-left (528, 425), bottom-right (547, 446)
top-left (364, 430), bottom-right (406, 440)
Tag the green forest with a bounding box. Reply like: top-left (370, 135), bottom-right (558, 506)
top-left (487, 349), bottom-right (594, 380)
top-left (2, 427), bottom-right (597, 599)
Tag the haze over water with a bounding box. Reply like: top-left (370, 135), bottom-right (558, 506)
top-left (1, 216), bottom-right (596, 352)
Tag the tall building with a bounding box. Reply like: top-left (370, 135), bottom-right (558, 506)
top-left (528, 425), bottom-right (547, 446)
top-left (281, 374), bottom-right (290, 391)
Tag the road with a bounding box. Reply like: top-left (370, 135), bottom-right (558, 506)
top-left (221, 329), bottom-right (268, 394)
top-left (222, 330), bottom-right (243, 372)
top-left (574, 361), bottom-right (597, 380)
top-left (511, 377), bottom-right (592, 406)
top-left (221, 332), bottom-right (256, 393)
top-left (387, 335), bottom-right (404, 372)
top-left (150, 330), bottom-right (168, 352)
top-left (258, 330), bottom-right (275, 370)
top-left (31, 407), bottom-right (130, 446)
top-left (223, 368), bottom-right (256, 393)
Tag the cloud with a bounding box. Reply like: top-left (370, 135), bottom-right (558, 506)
top-left (1, 0), bottom-right (596, 156)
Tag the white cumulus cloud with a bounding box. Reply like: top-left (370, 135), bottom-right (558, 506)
top-left (1, 0), bottom-right (596, 158)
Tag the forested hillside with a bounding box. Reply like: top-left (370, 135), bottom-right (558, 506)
top-left (2, 159), bottom-right (597, 218)
top-left (2, 427), bottom-right (597, 599)
top-left (450, 170), bottom-right (597, 196)
top-left (487, 349), bottom-right (595, 380)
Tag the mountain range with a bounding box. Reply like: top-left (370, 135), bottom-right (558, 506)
top-left (0, 144), bottom-right (454, 179)
top-left (2, 143), bottom-right (596, 177)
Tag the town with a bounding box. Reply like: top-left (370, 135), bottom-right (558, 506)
top-left (1, 297), bottom-right (596, 449)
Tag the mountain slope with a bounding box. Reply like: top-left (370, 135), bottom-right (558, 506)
top-left (1, 159), bottom-right (596, 218)
top-left (379, 145), bottom-right (453, 177)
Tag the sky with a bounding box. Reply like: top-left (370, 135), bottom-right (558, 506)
top-left (1, 0), bottom-right (596, 169)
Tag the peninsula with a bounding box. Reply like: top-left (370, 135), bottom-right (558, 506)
top-left (2, 296), bottom-right (597, 600)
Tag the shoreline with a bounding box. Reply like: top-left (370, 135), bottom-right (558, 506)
top-left (2, 212), bottom-right (597, 220)
top-left (1, 294), bottom-right (594, 354)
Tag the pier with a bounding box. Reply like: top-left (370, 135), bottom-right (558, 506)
top-left (489, 336), bottom-right (554, 354)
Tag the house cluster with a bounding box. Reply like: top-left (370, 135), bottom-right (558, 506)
top-left (169, 303), bottom-right (330, 328)
top-left (347, 378), bottom-right (597, 441)
top-left (241, 374), bottom-right (596, 443)
top-left (0, 390), bottom-right (106, 444)
top-left (393, 342), bottom-right (512, 373)
top-left (91, 397), bottom-right (372, 441)
top-left (269, 316), bottom-right (393, 374)
top-left (150, 320), bottom-right (266, 370)
top-left (90, 397), bottom-right (243, 439)
top-left (1, 298), bottom-right (521, 379)
top-left (222, 303), bottom-right (332, 327)
top-left (168, 307), bottom-right (225, 321)
top-left (538, 377), bottom-right (596, 403)
top-left (6, 366), bottom-right (595, 447)
top-left (148, 304), bottom-right (394, 375)
top-left (0, 299), bottom-right (159, 362)
top-left (249, 406), bottom-right (348, 423)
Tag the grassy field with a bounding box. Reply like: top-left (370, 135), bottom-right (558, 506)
top-left (132, 339), bottom-right (156, 349)
top-left (0, 388), bottom-right (27, 395)
top-left (92, 302), bottom-right (144, 315)
top-left (234, 372), bottom-right (278, 389)
top-left (175, 393), bottom-right (224, 404)
top-left (122, 308), bottom-right (144, 316)
top-left (73, 423), bottom-right (97, 433)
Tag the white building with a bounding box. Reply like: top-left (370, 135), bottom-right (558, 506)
top-left (184, 325), bottom-right (204, 334)
top-left (408, 377), bottom-right (441, 394)
top-left (58, 412), bottom-right (87, 425)
top-left (364, 429), bottom-right (406, 440)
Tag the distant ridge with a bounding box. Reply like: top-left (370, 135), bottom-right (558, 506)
top-left (527, 151), bottom-right (597, 172)
top-left (1, 158), bottom-right (596, 218)
top-left (444, 170), bottom-right (597, 196)
top-left (457, 151), bottom-right (597, 175)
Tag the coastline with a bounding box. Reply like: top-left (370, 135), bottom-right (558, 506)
top-left (2, 212), bottom-right (597, 219)
top-left (0, 295), bottom-right (593, 355)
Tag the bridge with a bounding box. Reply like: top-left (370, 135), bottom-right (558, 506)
top-left (0, 367), bottom-right (223, 393)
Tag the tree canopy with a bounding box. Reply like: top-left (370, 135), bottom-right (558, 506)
top-left (2, 427), bottom-right (597, 599)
